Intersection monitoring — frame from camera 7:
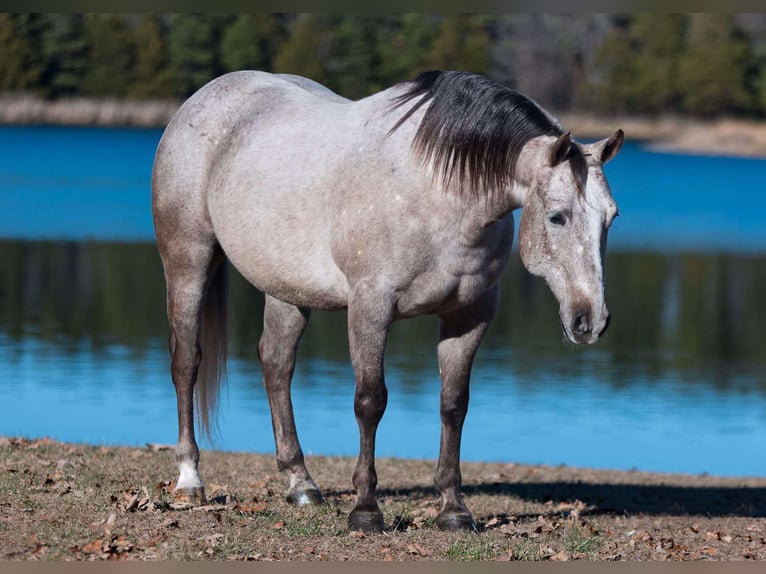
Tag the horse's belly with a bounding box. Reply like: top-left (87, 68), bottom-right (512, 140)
top-left (226, 241), bottom-right (349, 310)
top-left (210, 201), bottom-right (349, 310)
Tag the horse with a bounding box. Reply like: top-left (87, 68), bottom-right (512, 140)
top-left (151, 69), bottom-right (623, 532)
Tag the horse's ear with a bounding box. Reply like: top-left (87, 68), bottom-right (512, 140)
top-left (592, 129), bottom-right (624, 165)
top-left (549, 131), bottom-right (571, 166)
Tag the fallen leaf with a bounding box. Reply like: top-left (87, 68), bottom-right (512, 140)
top-left (82, 538), bottom-right (104, 554)
top-left (302, 547), bottom-right (315, 555)
top-left (701, 547), bottom-right (718, 556)
top-left (550, 550), bottom-right (569, 561)
top-left (272, 520), bottom-right (285, 530)
top-left (146, 533), bottom-right (167, 547)
top-left (628, 529), bottom-right (652, 542)
top-left (234, 502), bottom-right (267, 514)
top-left (349, 530), bottom-right (365, 539)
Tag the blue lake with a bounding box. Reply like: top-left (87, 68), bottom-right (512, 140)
top-left (1, 125), bottom-right (765, 478)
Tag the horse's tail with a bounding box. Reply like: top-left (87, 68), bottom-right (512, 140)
top-left (196, 259), bottom-right (229, 443)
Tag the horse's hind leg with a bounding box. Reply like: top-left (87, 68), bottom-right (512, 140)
top-left (258, 295), bottom-right (323, 506)
top-left (434, 285), bottom-right (499, 531)
top-left (163, 243), bottom-right (223, 506)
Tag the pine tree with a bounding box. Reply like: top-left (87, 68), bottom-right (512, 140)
top-left (630, 14), bottom-right (686, 113)
top-left (323, 15), bottom-right (379, 98)
top-left (39, 14), bottom-right (89, 98)
top-left (131, 14), bottom-right (175, 98)
top-left (425, 15), bottom-right (489, 73)
top-left (220, 14), bottom-right (262, 72)
top-left (166, 14), bottom-right (224, 97)
top-left (678, 14), bottom-right (755, 116)
top-left (82, 14), bottom-right (137, 97)
top-left (272, 14), bottom-right (327, 85)
top-left (0, 14), bottom-right (44, 92)
top-left (376, 14), bottom-right (435, 86)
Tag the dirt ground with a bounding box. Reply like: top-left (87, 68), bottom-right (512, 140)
top-left (2, 436), bottom-right (766, 561)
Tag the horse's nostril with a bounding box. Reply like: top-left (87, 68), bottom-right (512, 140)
top-left (573, 312), bottom-right (591, 335)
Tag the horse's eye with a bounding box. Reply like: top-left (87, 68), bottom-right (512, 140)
top-left (548, 212), bottom-right (566, 226)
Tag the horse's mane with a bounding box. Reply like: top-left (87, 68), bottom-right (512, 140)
top-left (388, 70), bottom-right (586, 198)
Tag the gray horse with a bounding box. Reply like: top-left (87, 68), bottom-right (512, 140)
top-left (152, 70), bottom-right (623, 532)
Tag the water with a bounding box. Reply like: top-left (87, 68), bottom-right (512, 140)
top-left (1, 125), bottom-right (765, 477)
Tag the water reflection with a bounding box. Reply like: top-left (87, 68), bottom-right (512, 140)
top-left (2, 241), bottom-right (763, 387)
top-left (1, 240), bottom-right (765, 474)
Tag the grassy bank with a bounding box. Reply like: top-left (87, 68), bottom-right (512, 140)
top-left (562, 113), bottom-right (766, 159)
top-left (0, 95), bottom-right (178, 128)
top-left (2, 94), bottom-right (766, 159)
top-left (2, 436), bottom-right (766, 561)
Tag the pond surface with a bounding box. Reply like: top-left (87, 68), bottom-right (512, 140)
top-left (1, 125), bottom-right (765, 477)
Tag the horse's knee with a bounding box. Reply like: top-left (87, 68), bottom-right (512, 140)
top-left (353, 384), bottom-right (387, 423)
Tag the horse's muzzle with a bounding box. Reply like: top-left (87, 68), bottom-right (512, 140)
top-left (564, 306), bottom-right (610, 345)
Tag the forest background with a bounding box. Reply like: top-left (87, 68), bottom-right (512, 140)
top-left (1, 13), bottom-right (765, 119)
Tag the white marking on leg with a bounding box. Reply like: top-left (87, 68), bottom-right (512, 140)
top-left (176, 460), bottom-right (204, 489)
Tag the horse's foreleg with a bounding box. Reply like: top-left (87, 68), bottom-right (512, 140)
top-left (347, 282), bottom-right (394, 533)
top-left (434, 284), bottom-right (499, 530)
top-left (258, 295), bottom-right (322, 506)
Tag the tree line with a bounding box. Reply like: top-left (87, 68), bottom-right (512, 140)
top-left (1, 13), bottom-right (766, 117)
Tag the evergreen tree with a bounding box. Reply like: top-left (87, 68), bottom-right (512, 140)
top-left (375, 14), bottom-right (435, 86)
top-left (323, 15), bottom-right (380, 98)
top-left (272, 14), bottom-right (327, 85)
top-left (596, 14), bottom-right (687, 114)
top-left (0, 14), bottom-right (45, 92)
top-left (166, 14), bottom-right (224, 97)
top-left (220, 14), bottom-right (262, 72)
top-left (131, 14), bottom-right (175, 98)
top-left (594, 19), bottom-right (639, 114)
top-left (39, 14), bottom-right (89, 98)
top-left (678, 14), bottom-right (755, 116)
top-left (630, 14), bottom-right (686, 113)
top-left (82, 14), bottom-right (136, 97)
top-left (425, 15), bottom-right (489, 73)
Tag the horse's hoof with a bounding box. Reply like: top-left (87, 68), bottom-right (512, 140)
top-left (173, 486), bottom-right (207, 507)
top-left (286, 488), bottom-right (324, 506)
top-left (435, 510), bottom-right (477, 531)
top-left (348, 508), bottom-right (385, 533)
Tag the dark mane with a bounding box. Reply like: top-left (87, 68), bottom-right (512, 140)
top-left (388, 70), bottom-right (585, 197)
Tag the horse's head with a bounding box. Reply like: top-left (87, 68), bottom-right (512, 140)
top-left (518, 129), bottom-right (624, 345)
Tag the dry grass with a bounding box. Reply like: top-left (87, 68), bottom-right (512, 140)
top-left (2, 436), bottom-right (766, 561)
top-left (562, 112), bottom-right (766, 159)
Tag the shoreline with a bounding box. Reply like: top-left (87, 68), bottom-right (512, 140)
top-left (3, 435), bottom-right (766, 561)
top-left (2, 94), bottom-right (766, 159)
top-left (562, 112), bottom-right (766, 159)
